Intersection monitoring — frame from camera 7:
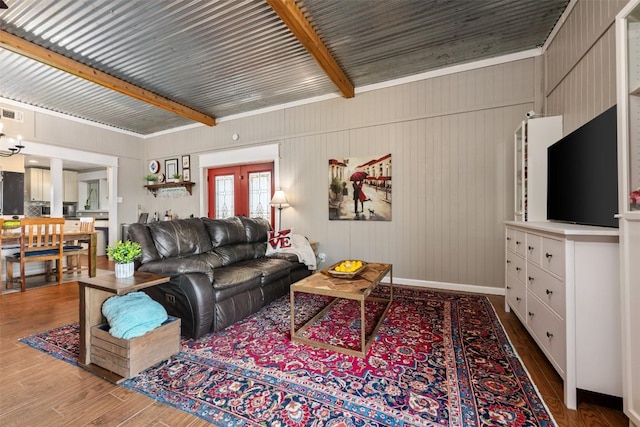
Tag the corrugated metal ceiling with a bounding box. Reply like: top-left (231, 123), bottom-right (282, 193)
top-left (0, 0), bottom-right (569, 136)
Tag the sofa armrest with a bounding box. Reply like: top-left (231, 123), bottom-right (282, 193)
top-left (142, 273), bottom-right (215, 339)
top-left (139, 257), bottom-right (214, 283)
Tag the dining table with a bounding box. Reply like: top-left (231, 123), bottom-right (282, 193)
top-left (2, 227), bottom-right (98, 289)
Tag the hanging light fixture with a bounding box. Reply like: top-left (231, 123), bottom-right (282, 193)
top-left (0, 122), bottom-right (25, 157)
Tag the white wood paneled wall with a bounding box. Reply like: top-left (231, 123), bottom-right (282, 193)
top-left (145, 59), bottom-right (538, 290)
top-left (276, 60), bottom-right (536, 289)
top-left (545, 0), bottom-right (628, 134)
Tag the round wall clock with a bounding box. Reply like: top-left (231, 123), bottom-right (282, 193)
top-left (149, 160), bottom-right (160, 174)
top-left (157, 173), bottom-right (165, 183)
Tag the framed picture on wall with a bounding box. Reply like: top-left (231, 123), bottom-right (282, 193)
top-left (183, 169), bottom-right (190, 181)
top-left (328, 153), bottom-right (392, 221)
top-left (182, 155), bottom-right (190, 169)
top-left (165, 158), bottom-right (178, 179)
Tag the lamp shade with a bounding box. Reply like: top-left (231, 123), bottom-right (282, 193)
top-left (270, 190), bottom-right (290, 207)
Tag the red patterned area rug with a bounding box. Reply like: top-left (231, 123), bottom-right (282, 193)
top-left (20, 286), bottom-right (556, 427)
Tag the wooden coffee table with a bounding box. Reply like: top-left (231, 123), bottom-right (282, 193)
top-left (290, 262), bottom-right (392, 358)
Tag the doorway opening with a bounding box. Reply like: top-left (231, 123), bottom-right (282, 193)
top-left (207, 162), bottom-right (275, 227)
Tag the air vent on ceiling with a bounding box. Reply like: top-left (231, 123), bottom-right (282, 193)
top-left (1, 108), bottom-right (24, 122)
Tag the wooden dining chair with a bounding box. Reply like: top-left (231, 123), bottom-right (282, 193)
top-left (64, 217), bottom-right (95, 274)
top-left (5, 217), bottom-right (65, 292)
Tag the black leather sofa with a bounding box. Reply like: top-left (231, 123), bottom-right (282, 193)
top-left (127, 216), bottom-right (312, 339)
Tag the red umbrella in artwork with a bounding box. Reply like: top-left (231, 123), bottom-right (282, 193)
top-left (349, 171), bottom-right (368, 181)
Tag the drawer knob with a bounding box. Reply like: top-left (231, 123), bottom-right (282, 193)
top-left (546, 289), bottom-right (553, 295)
top-left (528, 276), bottom-right (534, 282)
top-left (507, 237), bottom-right (511, 241)
top-left (516, 267), bottom-right (521, 272)
top-left (545, 252), bottom-right (553, 259)
top-left (516, 241), bottom-right (521, 246)
top-left (506, 260), bottom-right (511, 264)
top-left (516, 297), bottom-right (521, 302)
top-left (528, 311), bottom-right (534, 317)
top-left (528, 245), bottom-right (534, 251)
top-left (546, 331), bottom-right (554, 339)
top-left (506, 286), bottom-right (511, 290)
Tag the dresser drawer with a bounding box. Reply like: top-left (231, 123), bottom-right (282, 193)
top-left (506, 228), bottom-right (516, 252)
top-left (514, 230), bottom-right (526, 257)
top-left (541, 236), bottom-right (565, 278)
top-left (506, 276), bottom-right (526, 321)
top-left (525, 233), bottom-right (542, 266)
top-left (526, 291), bottom-right (566, 376)
top-left (526, 262), bottom-right (566, 319)
top-left (506, 251), bottom-right (526, 284)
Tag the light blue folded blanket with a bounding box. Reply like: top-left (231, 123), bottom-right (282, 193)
top-left (102, 292), bottom-right (168, 339)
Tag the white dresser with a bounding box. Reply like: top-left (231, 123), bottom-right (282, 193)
top-left (504, 221), bottom-right (621, 410)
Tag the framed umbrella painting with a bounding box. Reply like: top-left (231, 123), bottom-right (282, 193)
top-left (328, 153), bottom-right (391, 221)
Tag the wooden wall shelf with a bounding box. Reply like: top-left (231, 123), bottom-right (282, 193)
top-left (144, 181), bottom-right (195, 197)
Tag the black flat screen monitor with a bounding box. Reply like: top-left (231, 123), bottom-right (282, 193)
top-left (547, 105), bottom-right (618, 228)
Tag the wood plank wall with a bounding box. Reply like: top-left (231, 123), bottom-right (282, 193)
top-left (147, 58), bottom-right (538, 290)
top-left (545, 0), bottom-right (628, 134)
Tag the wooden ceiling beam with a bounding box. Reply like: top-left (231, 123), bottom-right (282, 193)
top-left (0, 30), bottom-right (216, 127)
top-left (266, 0), bottom-right (354, 98)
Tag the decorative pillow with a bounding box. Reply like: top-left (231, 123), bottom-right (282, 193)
top-left (267, 229), bottom-right (292, 251)
top-left (266, 233), bottom-right (317, 270)
top-left (102, 292), bottom-right (168, 339)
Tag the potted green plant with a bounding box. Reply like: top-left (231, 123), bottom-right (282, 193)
top-left (107, 240), bottom-right (142, 278)
top-left (144, 174), bottom-right (158, 185)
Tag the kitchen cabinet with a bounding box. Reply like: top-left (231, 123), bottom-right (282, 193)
top-left (25, 168), bottom-right (50, 202)
top-left (615, 1), bottom-right (640, 425)
top-left (63, 170), bottom-right (78, 202)
top-left (0, 155), bottom-right (25, 173)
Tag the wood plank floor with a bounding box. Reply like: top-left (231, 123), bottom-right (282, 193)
top-left (0, 257), bottom-right (629, 426)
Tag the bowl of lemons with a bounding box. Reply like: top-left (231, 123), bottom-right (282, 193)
top-left (326, 259), bottom-right (367, 278)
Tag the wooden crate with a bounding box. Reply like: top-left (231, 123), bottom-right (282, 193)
top-left (90, 317), bottom-right (181, 379)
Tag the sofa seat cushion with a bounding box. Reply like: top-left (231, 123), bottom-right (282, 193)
top-left (148, 218), bottom-right (212, 259)
top-left (268, 252), bottom-right (307, 271)
top-left (235, 257), bottom-right (291, 285)
top-left (212, 265), bottom-right (262, 301)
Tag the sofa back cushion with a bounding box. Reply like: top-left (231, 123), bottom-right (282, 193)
top-left (213, 243), bottom-right (256, 266)
top-left (148, 218), bottom-right (212, 259)
top-left (240, 216), bottom-right (271, 243)
top-left (128, 223), bottom-right (161, 263)
top-left (203, 216), bottom-right (246, 247)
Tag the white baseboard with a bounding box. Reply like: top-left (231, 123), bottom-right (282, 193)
top-left (388, 276), bottom-right (505, 296)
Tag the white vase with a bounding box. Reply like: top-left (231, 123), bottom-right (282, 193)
top-left (114, 262), bottom-right (134, 278)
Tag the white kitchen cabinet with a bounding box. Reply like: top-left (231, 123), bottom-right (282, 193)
top-left (0, 155), bottom-right (25, 172)
top-left (615, 1), bottom-right (640, 425)
top-left (505, 221), bottom-right (621, 410)
top-left (25, 168), bottom-right (50, 202)
top-left (513, 116), bottom-right (563, 221)
top-left (63, 170), bottom-right (78, 203)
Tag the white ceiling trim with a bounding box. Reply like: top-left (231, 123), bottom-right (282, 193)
top-left (4, 47), bottom-right (544, 141)
top-left (356, 48), bottom-right (543, 94)
top-left (0, 96), bottom-right (143, 138)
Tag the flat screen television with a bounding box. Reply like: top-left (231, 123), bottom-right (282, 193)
top-left (547, 105), bottom-right (618, 228)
